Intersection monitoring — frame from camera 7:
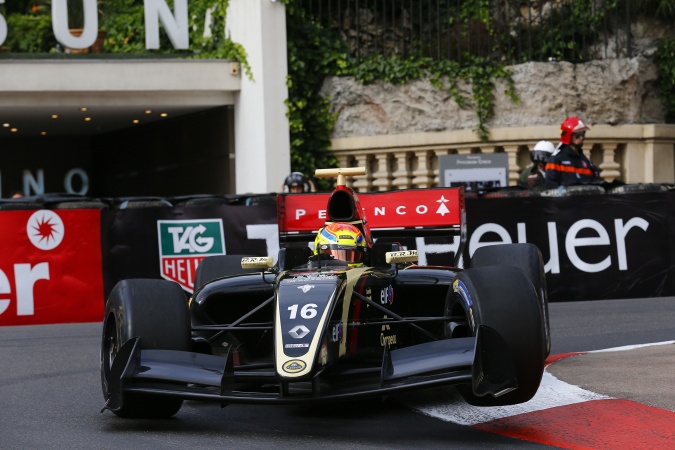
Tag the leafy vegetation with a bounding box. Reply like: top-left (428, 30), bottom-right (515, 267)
top-left (655, 39), bottom-right (675, 123)
top-left (3, 14), bottom-right (55, 52)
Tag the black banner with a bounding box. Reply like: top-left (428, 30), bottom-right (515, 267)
top-left (465, 193), bottom-right (673, 301)
top-left (100, 192), bottom-right (675, 302)
top-left (101, 204), bottom-right (277, 296)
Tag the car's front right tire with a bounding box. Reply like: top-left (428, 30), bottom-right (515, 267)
top-left (101, 279), bottom-right (190, 418)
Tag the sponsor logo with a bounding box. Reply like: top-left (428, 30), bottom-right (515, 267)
top-left (380, 285), bottom-right (394, 305)
top-left (27, 210), bottom-right (64, 250)
top-left (286, 274), bottom-right (338, 283)
top-left (282, 359), bottom-right (306, 373)
top-left (285, 343), bottom-right (310, 348)
top-left (380, 314), bottom-right (395, 347)
top-left (297, 284), bottom-right (315, 293)
top-left (157, 219), bottom-right (226, 292)
top-left (470, 217), bottom-right (650, 274)
top-left (242, 257), bottom-right (270, 265)
top-left (288, 325), bottom-right (310, 339)
top-left (330, 321), bottom-right (343, 343)
top-left (380, 333), bottom-right (397, 347)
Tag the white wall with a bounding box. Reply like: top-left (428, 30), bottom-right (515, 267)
top-left (227, 0), bottom-right (291, 194)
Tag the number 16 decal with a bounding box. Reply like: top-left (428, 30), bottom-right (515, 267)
top-left (287, 303), bottom-right (318, 319)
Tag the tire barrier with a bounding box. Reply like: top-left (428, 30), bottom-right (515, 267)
top-left (170, 195), bottom-right (234, 207)
top-left (540, 185), bottom-right (607, 197)
top-left (113, 197), bottom-right (173, 209)
top-left (483, 188), bottom-right (540, 199)
top-left (607, 183), bottom-right (669, 194)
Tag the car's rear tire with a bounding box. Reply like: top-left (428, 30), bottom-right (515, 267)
top-left (470, 243), bottom-right (550, 357)
top-left (101, 279), bottom-right (190, 418)
top-left (446, 266), bottom-right (545, 406)
top-left (194, 255), bottom-right (258, 290)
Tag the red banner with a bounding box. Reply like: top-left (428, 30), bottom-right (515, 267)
top-left (279, 188), bottom-right (463, 232)
top-left (0, 209), bottom-right (104, 326)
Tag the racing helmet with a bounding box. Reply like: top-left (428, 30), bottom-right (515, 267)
top-left (530, 140), bottom-right (555, 164)
top-left (559, 117), bottom-right (590, 145)
top-left (284, 172), bottom-right (310, 193)
top-left (314, 222), bottom-right (366, 266)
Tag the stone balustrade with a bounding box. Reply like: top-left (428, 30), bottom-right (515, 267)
top-left (330, 124), bottom-right (675, 190)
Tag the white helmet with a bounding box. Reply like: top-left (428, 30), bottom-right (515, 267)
top-left (531, 140), bottom-right (555, 164)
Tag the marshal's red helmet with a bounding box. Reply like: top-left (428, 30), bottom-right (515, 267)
top-left (559, 117), bottom-right (590, 145)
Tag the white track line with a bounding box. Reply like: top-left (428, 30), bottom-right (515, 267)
top-left (405, 371), bottom-right (608, 426)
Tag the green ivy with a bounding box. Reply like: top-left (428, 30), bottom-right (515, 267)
top-left (99, 0), bottom-right (251, 77)
top-left (343, 55), bottom-right (517, 141)
top-left (284, 0), bottom-right (520, 182)
top-left (655, 38), bottom-right (675, 123)
top-left (285, 2), bottom-right (343, 190)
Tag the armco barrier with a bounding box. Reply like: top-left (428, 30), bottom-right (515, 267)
top-left (1, 188), bottom-right (673, 326)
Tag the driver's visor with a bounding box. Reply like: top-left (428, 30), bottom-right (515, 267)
top-left (319, 245), bottom-right (365, 263)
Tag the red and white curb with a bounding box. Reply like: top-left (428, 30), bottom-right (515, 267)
top-left (405, 341), bottom-right (675, 448)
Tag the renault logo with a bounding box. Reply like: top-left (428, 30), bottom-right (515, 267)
top-left (288, 325), bottom-right (310, 339)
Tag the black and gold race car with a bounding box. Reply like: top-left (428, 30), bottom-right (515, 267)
top-left (100, 167), bottom-right (549, 418)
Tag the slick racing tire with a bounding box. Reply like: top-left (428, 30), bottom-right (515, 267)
top-left (470, 243), bottom-right (550, 358)
top-left (101, 279), bottom-right (190, 418)
top-left (447, 266), bottom-right (545, 406)
top-left (194, 255), bottom-right (258, 290)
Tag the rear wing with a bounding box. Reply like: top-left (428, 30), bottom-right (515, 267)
top-left (277, 187), bottom-right (466, 245)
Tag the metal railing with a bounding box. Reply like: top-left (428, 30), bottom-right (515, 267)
top-left (300, 0), bottom-right (634, 64)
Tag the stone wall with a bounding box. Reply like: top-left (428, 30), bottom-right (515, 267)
top-left (322, 57), bottom-right (665, 139)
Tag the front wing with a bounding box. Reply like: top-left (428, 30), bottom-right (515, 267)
top-left (103, 327), bottom-right (516, 410)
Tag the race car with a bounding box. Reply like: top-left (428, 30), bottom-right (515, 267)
top-left (100, 167), bottom-right (549, 418)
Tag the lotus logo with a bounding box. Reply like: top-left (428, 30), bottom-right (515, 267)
top-left (283, 360), bottom-right (306, 373)
top-left (288, 325), bottom-right (310, 339)
top-left (297, 284), bottom-right (315, 293)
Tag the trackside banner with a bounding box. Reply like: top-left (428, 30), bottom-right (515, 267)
top-left (464, 193), bottom-right (673, 301)
top-left (101, 204), bottom-right (277, 296)
top-left (278, 189), bottom-right (463, 232)
top-left (100, 191), bottom-right (675, 302)
top-left (0, 209), bottom-right (104, 326)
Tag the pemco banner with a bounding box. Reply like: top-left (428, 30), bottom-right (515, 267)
top-left (278, 188), bottom-right (463, 232)
top-left (0, 209), bottom-right (104, 326)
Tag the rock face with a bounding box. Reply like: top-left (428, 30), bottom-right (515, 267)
top-left (322, 57), bottom-right (664, 138)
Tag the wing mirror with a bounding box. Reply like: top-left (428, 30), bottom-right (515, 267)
top-left (385, 250), bottom-right (418, 264)
top-left (241, 256), bottom-right (274, 269)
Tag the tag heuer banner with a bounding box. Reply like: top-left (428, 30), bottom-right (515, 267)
top-left (101, 204), bottom-right (278, 296)
top-left (157, 219), bottom-right (226, 291)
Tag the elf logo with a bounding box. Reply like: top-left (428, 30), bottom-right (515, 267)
top-left (157, 219), bottom-right (226, 292)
